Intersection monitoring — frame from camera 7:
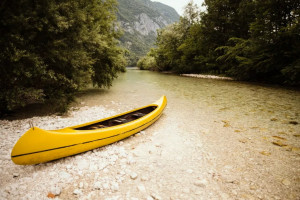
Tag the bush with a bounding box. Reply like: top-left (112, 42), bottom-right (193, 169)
top-left (137, 56), bottom-right (157, 70)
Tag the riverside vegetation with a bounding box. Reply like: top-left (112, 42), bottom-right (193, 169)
top-left (1, 0), bottom-right (299, 115)
top-left (138, 0), bottom-right (300, 86)
top-left (0, 0), bottom-right (127, 115)
top-left (0, 0), bottom-right (178, 115)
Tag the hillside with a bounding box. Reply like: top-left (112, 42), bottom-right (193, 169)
top-left (117, 0), bottom-right (180, 66)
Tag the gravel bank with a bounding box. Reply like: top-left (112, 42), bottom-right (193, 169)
top-left (181, 74), bottom-right (234, 80)
top-left (1, 103), bottom-right (299, 199)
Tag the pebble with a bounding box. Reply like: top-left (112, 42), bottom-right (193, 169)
top-left (103, 183), bottom-right (110, 190)
top-left (183, 188), bottom-right (190, 193)
top-left (78, 161), bottom-right (90, 170)
top-left (282, 179), bottom-right (291, 186)
top-left (94, 181), bottom-right (101, 189)
top-left (111, 182), bottom-right (119, 192)
top-left (140, 131), bottom-right (146, 135)
top-left (79, 182), bottom-right (84, 189)
top-left (146, 197), bottom-right (154, 200)
top-left (73, 189), bottom-right (82, 195)
top-left (13, 173), bottom-right (19, 178)
top-left (137, 185), bottom-right (146, 193)
top-left (141, 175), bottom-right (149, 181)
top-left (151, 193), bottom-right (162, 200)
top-left (130, 172), bottom-right (138, 180)
top-left (194, 179), bottom-right (207, 187)
top-left (50, 186), bottom-right (61, 196)
top-left (59, 171), bottom-right (71, 179)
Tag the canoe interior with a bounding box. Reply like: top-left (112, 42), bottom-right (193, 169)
top-left (75, 106), bottom-right (158, 130)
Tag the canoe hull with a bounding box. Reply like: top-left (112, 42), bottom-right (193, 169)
top-left (11, 96), bottom-right (166, 165)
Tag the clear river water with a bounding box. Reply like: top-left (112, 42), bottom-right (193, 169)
top-left (76, 69), bottom-right (299, 133)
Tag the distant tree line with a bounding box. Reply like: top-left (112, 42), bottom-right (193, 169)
top-left (138, 0), bottom-right (300, 86)
top-left (0, 0), bottom-right (126, 115)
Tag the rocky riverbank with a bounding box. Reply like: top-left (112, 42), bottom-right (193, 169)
top-left (0, 101), bottom-right (299, 199)
top-left (181, 74), bottom-right (234, 80)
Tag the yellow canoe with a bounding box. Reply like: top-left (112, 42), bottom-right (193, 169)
top-left (11, 96), bottom-right (167, 165)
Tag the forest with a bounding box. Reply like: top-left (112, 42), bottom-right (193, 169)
top-left (138, 0), bottom-right (300, 86)
top-left (0, 0), bottom-right (126, 115)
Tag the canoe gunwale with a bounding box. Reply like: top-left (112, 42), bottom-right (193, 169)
top-left (72, 105), bottom-right (158, 131)
top-left (69, 104), bottom-right (159, 131)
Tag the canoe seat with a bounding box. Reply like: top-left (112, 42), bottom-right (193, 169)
top-left (113, 119), bottom-right (123, 124)
top-left (90, 126), bottom-right (99, 130)
top-left (132, 113), bottom-right (145, 118)
top-left (97, 124), bottom-right (107, 128)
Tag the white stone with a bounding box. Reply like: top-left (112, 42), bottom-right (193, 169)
top-left (77, 160), bottom-right (89, 170)
top-left (119, 171), bottom-right (126, 176)
top-left (140, 131), bottom-right (146, 135)
top-left (127, 158), bottom-right (136, 165)
top-left (79, 182), bottom-right (84, 189)
top-left (50, 186), bottom-right (61, 196)
top-left (73, 189), bottom-right (82, 195)
top-left (111, 182), bottom-right (119, 192)
top-left (137, 185), bottom-right (146, 193)
top-left (282, 179), bottom-right (291, 186)
top-left (194, 179), bottom-right (207, 187)
top-left (103, 183), bottom-right (110, 190)
top-left (89, 163), bottom-right (98, 171)
top-left (186, 169), bottom-right (193, 174)
top-left (130, 172), bottom-right (138, 180)
top-left (151, 193), bottom-right (162, 200)
top-left (141, 175), bottom-right (149, 181)
top-left (94, 181), bottom-right (102, 189)
top-left (147, 197), bottom-right (154, 200)
top-left (59, 171), bottom-right (71, 179)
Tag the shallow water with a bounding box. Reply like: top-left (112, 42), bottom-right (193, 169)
top-left (76, 69), bottom-right (299, 134)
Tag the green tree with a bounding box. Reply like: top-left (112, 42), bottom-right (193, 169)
top-left (0, 0), bottom-right (126, 114)
top-left (218, 0), bottom-right (300, 84)
top-left (150, 0), bottom-right (200, 72)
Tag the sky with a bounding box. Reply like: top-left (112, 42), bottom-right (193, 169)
top-left (152, 0), bottom-right (205, 16)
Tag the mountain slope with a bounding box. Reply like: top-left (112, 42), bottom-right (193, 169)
top-left (117, 0), bottom-right (180, 66)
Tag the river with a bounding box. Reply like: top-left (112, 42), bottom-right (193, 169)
top-left (76, 68), bottom-right (299, 139)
